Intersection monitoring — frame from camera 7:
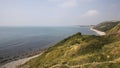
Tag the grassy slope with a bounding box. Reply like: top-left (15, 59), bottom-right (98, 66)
top-left (107, 23), bottom-right (120, 34)
top-left (93, 21), bottom-right (120, 32)
top-left (20, 23), bottom-right (120, 68)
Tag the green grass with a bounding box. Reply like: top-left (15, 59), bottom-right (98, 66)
top-left (93, 21), bottom-right (120, 32)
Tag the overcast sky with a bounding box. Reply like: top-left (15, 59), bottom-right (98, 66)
top-left (0, 0), bottom-right (120, 26)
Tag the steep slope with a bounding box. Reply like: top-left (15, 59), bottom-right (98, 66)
top-left (107, 23), bottom-right (120, 34)
top-left (19, 35), bottom-right (120, 68)
top-left (81, 23), bottom-right (120, 68)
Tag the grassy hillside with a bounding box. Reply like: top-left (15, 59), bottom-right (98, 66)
top-left (107, 23), bottom-right (120, 34)
top-left (93, 21), bottom-right (120, 32)
top-left (19, 23), bottom-right (120, 68)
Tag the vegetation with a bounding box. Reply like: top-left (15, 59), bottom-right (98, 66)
top-left (107, 23), bottom-right (120, 34)
top-left (19, 22), bottom-right (120, 68)
top-left (93, 21), bottom-right (120, 32)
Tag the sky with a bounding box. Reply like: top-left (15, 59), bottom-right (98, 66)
top-left (0, 0), bottom-right (120, 26)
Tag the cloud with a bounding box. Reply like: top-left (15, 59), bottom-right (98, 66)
top-left (82, 10), bottom-right (98, 17)
top-left (48, 0), bottom-right (97, 8)
top-left (48, 0), bottom-right (77, 8)
top-left (58, 0), bottom-right (77, 8)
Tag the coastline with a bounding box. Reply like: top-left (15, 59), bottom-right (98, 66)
top-left (0, 52), bottom-right (43, 68)
top-left (0, 27), bottom-right (106, 68)
top-left (90, 27), bottom-right (106, 36)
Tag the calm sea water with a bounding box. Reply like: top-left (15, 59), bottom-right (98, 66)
top-left (0, 26), bottom-right (97, 62)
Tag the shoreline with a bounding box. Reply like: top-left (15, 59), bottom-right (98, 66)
top-left (0, 27), bottom-right (106, 68)
top-left (0, 52), bottom-right (43, 68)
top-left (90, 27), bottom-right (106, 36)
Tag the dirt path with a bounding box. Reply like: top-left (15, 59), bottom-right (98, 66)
top-left (50, 58), bottom-right (120, 68)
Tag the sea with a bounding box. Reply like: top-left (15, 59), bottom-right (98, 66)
top-left (0, 26), bottom-right (97, 64)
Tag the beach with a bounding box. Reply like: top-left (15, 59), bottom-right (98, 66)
top-left (0, 52), bottom-right (43, 68)
top-left (90, 27), bottom-right (106, 36)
